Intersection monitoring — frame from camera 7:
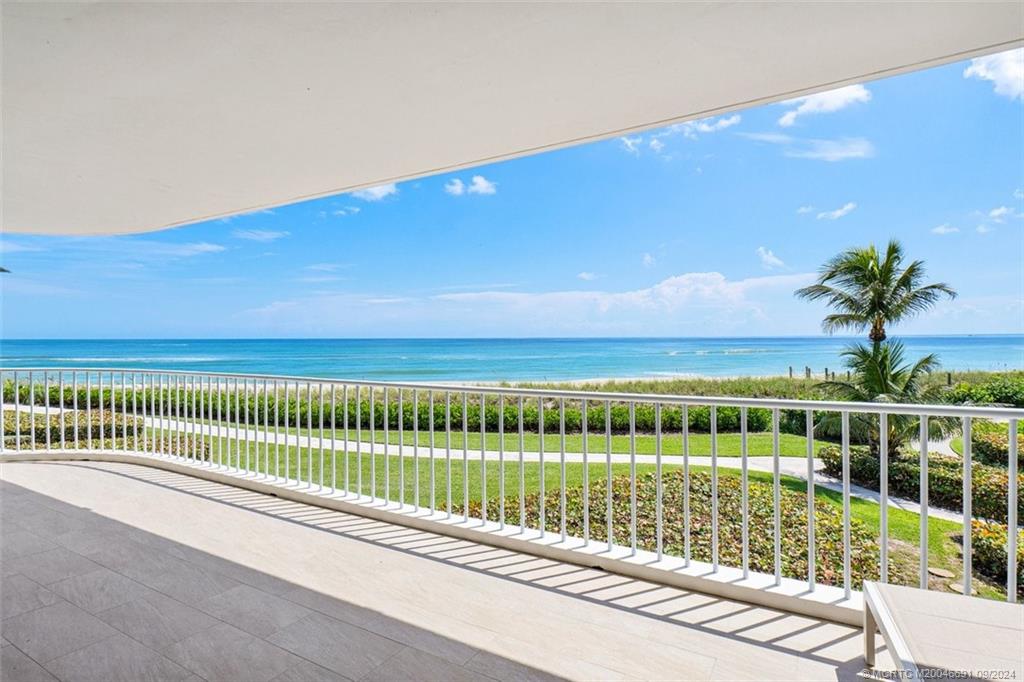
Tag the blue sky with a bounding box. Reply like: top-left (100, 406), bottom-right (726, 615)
top-left (2, 49), bottom-right (1022, 339)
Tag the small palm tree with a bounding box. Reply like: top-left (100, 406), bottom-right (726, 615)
top-left (796, 239), bottom-right (956, 344)
top-left (816, 342), bottom-right (956, 453)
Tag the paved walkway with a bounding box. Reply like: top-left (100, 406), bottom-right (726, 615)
top-left (4, 403), bottom-right (963, 523)
top-left (1, 460), bottom-right (895, 680)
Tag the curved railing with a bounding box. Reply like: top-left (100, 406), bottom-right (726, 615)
top-left (2, 367), bottom-right (1021, 618)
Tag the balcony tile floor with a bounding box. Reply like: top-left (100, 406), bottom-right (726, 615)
top-left (1, 460), bottom-right (895, 681)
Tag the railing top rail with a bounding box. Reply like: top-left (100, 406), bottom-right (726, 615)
top-left (2, 366), bottom-right (1023, 420)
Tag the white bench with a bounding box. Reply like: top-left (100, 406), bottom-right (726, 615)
top-left (864, 581), bottom-right (1023, 681)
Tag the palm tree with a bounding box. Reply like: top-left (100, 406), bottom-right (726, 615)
top-left (816, 341), bottom-right (956, 453)
top-left (795, 239), bottom-right (956, 344)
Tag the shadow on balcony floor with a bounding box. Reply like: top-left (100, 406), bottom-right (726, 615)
top-left (0, 460), bottom-right (894, 681)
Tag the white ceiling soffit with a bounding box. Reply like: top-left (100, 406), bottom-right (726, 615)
top-left (3, 2), bottom-right (1022, 236)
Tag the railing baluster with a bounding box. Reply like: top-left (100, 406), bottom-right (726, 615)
top-left (711, 404), bottom-right (718, 571)
top-left (398, 388), bottom-right (404, 505)
top-left (629, 400), bottom-right (637, 556)
top-left (463, 392), bottom-right (469, 521)
top-left (44, 371), bottom-right (50, 451)
top-left (16, 371), bottom-right (22, 452)
top-left (879, 412), bottom-right (888, 584)
top-left (274, 379), bottom-right (280, 478)
top-left (384, 387), bottom-right (391, 501)
top-left (559, 397), bottom-right (566, 542)
top-left (445, 391), bottom-right (451, 519)
top-left (343, 384), bottom-right (349, 494)
top-left (962, 416), bottom-right (972, 595)
top-left (920, 415), bottom-right (929, 589)
top-left (807, 409), bottom-right (816, 590)
top-left (428, 390), bottom-right (434, 511)
top-left (741, 406), bottom-right (749, 580)
top-left (284, 381), bottom-right (291, 480)
top-left (480, 392), bottom-right (487, 525)
top-left (519, 395), bottom-right (525, 531)
top-left (539, 397), bottom-right (545, 536)
top-left (331, 383), bottom-right (337, 492)
top-left (1008, 418), bottom-right (1018, 603)
top-left (132, 372), bottom-right (138, 452)
top-left (842, 411), bottom-right (852, 600)
top-left (371, 387), bottom-right (376, 500)
top-left (606, 400), bottom-right (612, 551)
top-left (357, 385), bottom-right (362, 497)
top-left (498, 394), bottom-right (505, 530)
top-left (772, 407), bottom-right (781, 586)
top-left (319, 382), bottom-right (325, 491)
top-left (306, 381), bottom-right (313, 487)
top-left (412, 388), bottom-right (418, 511)
top-left (655, 402), bottom-right (662, 561)
top-left (73, 372), bottom-right (79, 451)
top-left (582, 398), bottom-right (589, 546)
top-left (683, 404), bottom-right (690, 566)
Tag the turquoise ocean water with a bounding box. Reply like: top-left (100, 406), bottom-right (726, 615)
top-left (1, 337), bottom-right (1021, 382)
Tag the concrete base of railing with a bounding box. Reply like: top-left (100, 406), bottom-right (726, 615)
top-left (2, 449), bottom-right (864, 626)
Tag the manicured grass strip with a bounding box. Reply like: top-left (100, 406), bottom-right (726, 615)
top-left (189, 418), bottom-right (824, 457)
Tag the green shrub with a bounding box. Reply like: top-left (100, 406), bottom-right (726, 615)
top-left (820, 445), bottom-right (1022, 522)
top-left (971, 520), bottom-right (1023, 599)
top-left (3, 410), bottom-right (142, 448)
top-left (451, 469), bottom-right (904, 590)
top-left (971, 423), bottom-right (1024, 468)
top-left (947, 376), bottom-right (1024, 407)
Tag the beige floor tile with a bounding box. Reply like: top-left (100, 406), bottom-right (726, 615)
top-left (2, 601), bottom-right (117, 662)
top-left (1, 642), bottom-right (59, 682)
top-left (268, 612), bottom-right (406, 680)
top-left (198, 583), bottom-right (312, 637)
top-left (272, 659), bottom-right (354, 682)
top-left (3, 547), bottom-right (102, 585)
top-left (49, 567), bottom-right (152, 614)
top-left (361, 646), bottom-right (494, 682)
top-left (1, 573), bottom-right (62, 619)
top-left (164, 621), bottom-right (301, 682)
top-left (96, 591), bottom-right (220, 650)
top-left (43, 632), bottom-right (193, 682)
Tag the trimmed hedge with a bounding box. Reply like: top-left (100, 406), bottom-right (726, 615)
top-left (820, 445), bottom-right (1022, 522)
top-left (3, 410), bottom-right (142, 448)
top-left (450, 469), bottom-right (910, 590)
top-left (971, 520), bottom-right (1023, 599)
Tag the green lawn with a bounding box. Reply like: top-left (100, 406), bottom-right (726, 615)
top-left (186, 418), bottom-right (824, 457)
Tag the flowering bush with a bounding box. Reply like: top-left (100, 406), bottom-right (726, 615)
top-left (971, 520), bottom-right (1023, 599)
top-left (820, 444), bottom-right (1022, 522)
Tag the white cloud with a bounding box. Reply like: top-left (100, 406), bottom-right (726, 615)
top-left (931, 224), bottom-right (959, 235)
top-left (787, 138), bottom-right (874, 162)
top-left (648, 139), bottom-right (665, 153)
top-left (467, 175), bottom-right (497, 195)
top-left (305, 263), bottom-right (344, 272)
top-left (669, 114), bottom-right (742, 139)
top-left (332, 206), bottom-right (360, 217)
top-left (619, 136), bottom-right (643, 155)
top-left (1014, 188), bottom-right (1024, 200)
top-left (976, 224), bottom-right (993, 234)
top-left (169, 242), bottom-right (226, 256)
top-left (577, 271), bottom-right (598, 281)
top-left (796, 205), bottom-right (814, 214)
top-left (443, 175), bottom-right (496, 196)
top-left (352, 183), bottom-right (398, 201)
top-left (642, 253), bottom-right (656, 267)
top-left (989, 206), bottom-right (1011, 222)
top-left (296, 275), bottom-right (344, 283)
top-left (741, 133), bottom-right (874, 162)
top-left (756, 246), bottom-right (785, 270)
top-left (778, 84), bottom-right (871, 127)
top-left (963, 48), bottom-right (1023, 99)
top-left (816, 202), bottom-right (857, 220)
top-left (232, 229), bottom-right (289, 242)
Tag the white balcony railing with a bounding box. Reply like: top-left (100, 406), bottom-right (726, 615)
top-left (2, 367), bottom-right (1020, 621)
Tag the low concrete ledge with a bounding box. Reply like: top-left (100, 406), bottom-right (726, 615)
top-left (1, 449), bottom-right (863, 626)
